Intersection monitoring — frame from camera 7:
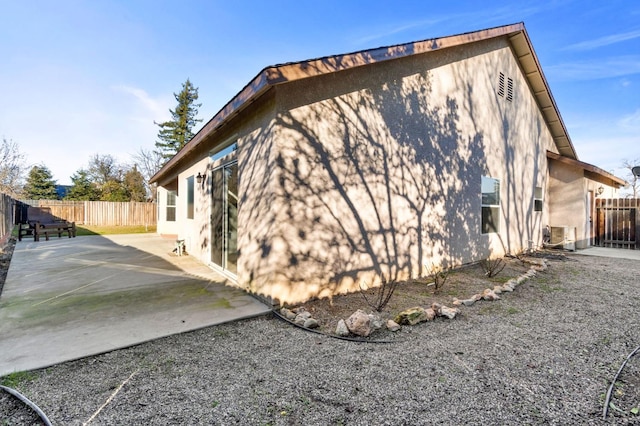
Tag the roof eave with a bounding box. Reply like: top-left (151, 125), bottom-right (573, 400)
top-left (152, 22), bottom-right (577, 183)
top-left (547, 151), bottom-right (627, 187)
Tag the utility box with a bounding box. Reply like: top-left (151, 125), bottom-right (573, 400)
top-left (550, 226), bottom-right (576, 251)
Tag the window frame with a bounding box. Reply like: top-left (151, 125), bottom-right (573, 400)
top-left (534, 186), bottom-right (543, 212)
top-left (481, 176), bottom-right (500, 234)
top-left (187, 176), bottom-right (195, 219)
top-left (166, 190), bottom-right (177, 222)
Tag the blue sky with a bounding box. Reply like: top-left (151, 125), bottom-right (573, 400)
top-left (1, 0), bottom-right (638, 186)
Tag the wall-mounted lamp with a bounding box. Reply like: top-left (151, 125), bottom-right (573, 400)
top-left (196, 172), bottom-right (204, 185)
top-left (597, 185), bottom-right (604, 196)
top-left (632, 166), bottom-right (640, 178)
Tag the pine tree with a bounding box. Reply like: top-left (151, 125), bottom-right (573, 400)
top-left (65, 169), bottom-right (100, 201)
top-left (123, 166), bottom-right (147, 202)
top-left (23, 165), bottom-right (59, 200)
top-left (155, 79), bottom-right (202, 160)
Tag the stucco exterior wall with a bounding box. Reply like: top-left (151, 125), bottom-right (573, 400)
top-left (548, 160), bottom-right (621, 250)
top-left (548, 160), bottom-right (586, 248)
top-left (241, 36), bottom-right (559, 304)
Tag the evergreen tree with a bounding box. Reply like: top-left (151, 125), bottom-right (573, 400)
top-left (123, 166), bottom-right (147, 202)
top-left (155, 79), bottom-right (202, 160)
top-left (23, 165), bottom-right (59, 200)
top-left (65, 169), bottom-right (100, 201)
top-left (100, 180), bottom-right (129, 202)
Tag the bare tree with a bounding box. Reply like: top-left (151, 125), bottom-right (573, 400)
top-left (621, 158), bottom-right (640, 198)
top-left (87, 153), bottom-right (123, 188)
top-left (132, 148), bottom-right (163, 201)
top-left (0, 137), bottom-right (28, 197)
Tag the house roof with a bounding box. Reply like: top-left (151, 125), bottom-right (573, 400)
top-left (151, 22), bottom-right (578, 184)
top-left (547, 151), bottom-right (627, 187)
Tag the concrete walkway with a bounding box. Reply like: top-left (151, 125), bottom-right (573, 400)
top-left (0, 234), bottom-right (271, 376)
top-left (572, 246), bottom-right (640, 261)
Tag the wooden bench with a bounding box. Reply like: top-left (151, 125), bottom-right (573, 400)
top-left (34, 222), bottom-right (77, 241)
top-left (17, 207), bottom-right (77, 242)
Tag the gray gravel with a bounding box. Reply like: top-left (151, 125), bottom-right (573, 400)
top-left (1, 254), bottom-right (639, 425)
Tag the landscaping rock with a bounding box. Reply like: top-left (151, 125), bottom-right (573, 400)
top-left (431, 303), bottom-right (442, 315)
top-left (452, 298), bottom-right (463, 307)
top-left (439, 306), bottom-right (460, 319)
top-left (492, 285), bottom-right (503, 294)
top-left (386, 319), bottom-right (401, 332)
top-left (368, 314), bottom-right (384, 331)
top-left (335, 319), bottom-right (350, 336)
top-left (294, 316), bottom-right (306, 326)
top-left (502, 280), bottom-right (515, 292)
top-left (482, 289), bottom-right (501, 301)
top-left (425, 308), bottom-right (436, 321)
top-left (303, 318), bottom-right (319, 329)
top-left (394, 307), bottom-right (429, 325)
top-left (345, 310), bottom-right (372, 337)
top-left (296, 310), bottom-right (312, 320)
top-left (280, 307), bottom-right (297, 320)
top-left (462, 298), bottom-right (477, 307)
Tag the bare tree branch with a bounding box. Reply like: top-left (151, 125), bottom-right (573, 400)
top-left (0, 137), bottom-right (28, 197)
top-left (132, 148), bottom-right (163, 201)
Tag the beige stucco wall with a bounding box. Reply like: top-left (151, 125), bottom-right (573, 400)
top-left (239, 36), bottom-right (559, 304)
top-left (155, 94), bottom-right (279, 284)
top-left (548, 160), bottom-right (620, 249)
top-left (548, 160), bottom-right (587, 248)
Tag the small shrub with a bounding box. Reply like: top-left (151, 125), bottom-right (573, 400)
top-left (480, 257), bottom-right (506, 278)
top-left (359, 277), bottom-right (399, 312)
top-left (425, 263), bottom-right (451, 293)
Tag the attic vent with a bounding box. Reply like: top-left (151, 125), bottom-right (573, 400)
top-left (498, 72), bottom-right (505, 97)
top-left (506, 77), bottom-right (514, 102)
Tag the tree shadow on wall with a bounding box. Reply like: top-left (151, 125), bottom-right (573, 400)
top-left (269, 70), bottom-right (488, 302)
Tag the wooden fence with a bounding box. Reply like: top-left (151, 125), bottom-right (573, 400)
top-left (21, 200), bottom-right (157, 226)
top-left (595, 198), bottom-right (640, 249)
top-left (0, 193), bottom-right (17, 244)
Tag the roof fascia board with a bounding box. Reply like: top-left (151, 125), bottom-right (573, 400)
top-left (507, 31), bottom-right (578, 160)
top-left (152, 23), bottom-right (525, 183)
top-left (152, 22), bottom-right (578, 184)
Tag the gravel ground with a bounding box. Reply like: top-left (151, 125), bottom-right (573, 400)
top-left (1, 253), bottom-right (639, 425)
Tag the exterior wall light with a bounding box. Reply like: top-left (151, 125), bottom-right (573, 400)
top-left (597, 186), bottom-right (604, 196)
top-left (632, 166), bottom-right (640, 178)
top-left (196, 172), bottom-right (204, 185)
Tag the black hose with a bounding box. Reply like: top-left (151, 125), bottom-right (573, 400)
top-left (0, 384), bottom-right (52, 426)
top-left (602, 343), bottom-right (640, 419)
top-left (272, 310), bottom-right (399, 343)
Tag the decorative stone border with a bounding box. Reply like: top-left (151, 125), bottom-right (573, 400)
top-left (280, 258), bottom-right (548, 339)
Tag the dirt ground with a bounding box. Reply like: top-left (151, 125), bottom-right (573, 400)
top-left (286, 255), bottom-right (536, 336)
top-left (1, 238), bottom-right (639, 424)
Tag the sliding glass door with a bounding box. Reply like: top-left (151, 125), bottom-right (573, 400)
top-left (211, 162), bottom-right (238, 275)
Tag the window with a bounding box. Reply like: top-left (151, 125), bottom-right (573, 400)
top-left (534, 186), bottom-right (543, 212)
top-left (481, 176), bottom-right (500, 234)
top-left (210, 136), bottom-right (238, 162)
top-left (187, 176), bottom-right (194, 219)
top-left (166, 190), bottom-right (176, 222)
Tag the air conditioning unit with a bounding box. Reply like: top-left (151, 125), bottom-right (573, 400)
top-left (550, 226), bottom-right (576, 251)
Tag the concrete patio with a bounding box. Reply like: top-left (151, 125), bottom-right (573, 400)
top-left (0, 234), bottom-right (271, 376)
